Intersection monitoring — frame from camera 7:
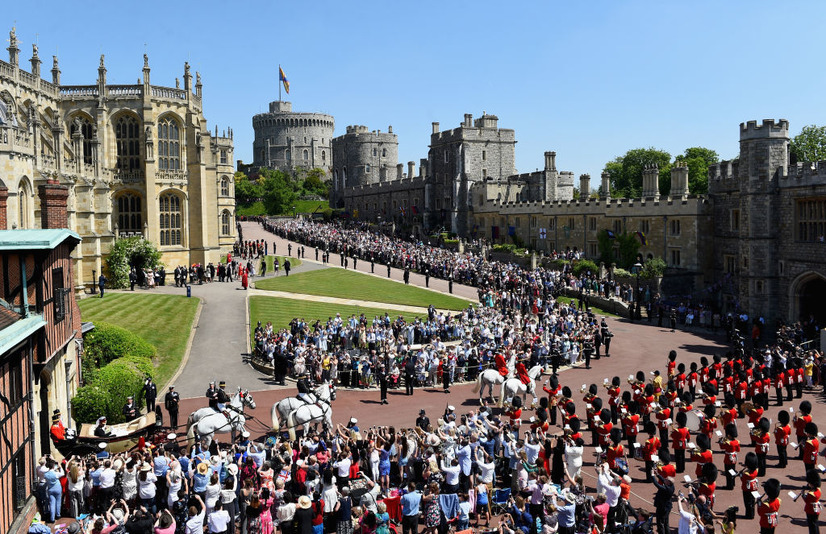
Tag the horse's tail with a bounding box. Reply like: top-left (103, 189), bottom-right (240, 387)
top-left (287, 409), bottom-right (297, 441)
top-left (472, 372), bottom-right (483, 394)
top-left (186, 421), bottom-right (196, 449)
top-left (271, 402), bottom-right (280, 430)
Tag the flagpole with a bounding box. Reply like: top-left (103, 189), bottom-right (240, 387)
top-left (278, 64), bottom-right (281, 102)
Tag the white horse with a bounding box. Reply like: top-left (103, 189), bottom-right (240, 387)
top-left (186, 389), bottom-right (256, 449)
top-left (270, 382), bottom-right (335, 431)
top-left (276, 398), bottom-right (334, 440)
top-left (499, 365), bottom-right (544, 407)
top-left (471, 353), bottom-right (517, 403)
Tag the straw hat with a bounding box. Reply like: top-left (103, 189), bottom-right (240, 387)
top-left (140, 463), bottom-right (152, 472)
top-left (113, 458), bottom-right (123, 470)
top-left (297, 495), bottom-right (313, 509)
top-left (197, 462), bottom-right (209, 475)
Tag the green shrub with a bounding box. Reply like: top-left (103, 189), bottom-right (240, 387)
top-left (549, 259), bottom-right (570, 271)
top-left (84, 322), bottom-right (156, 368)
top-left (94, 359), bottom-right (148, 423)
top-left (492, 243), bottom-right (517, 253)
top-left (613, 268), bottom-right (632, 278)
top-left (642, 257), bottom-right (667, 279)
top-left (572, 259), bottom-right (600, 278)
top-left (105, 237), bottom-right (163, 289)
top-left (71, 385), bottom-right (113, 425)
top-left (116, 354), bottom-right (156, 379)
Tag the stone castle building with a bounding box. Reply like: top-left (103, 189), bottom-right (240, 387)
top-left (249, 100), bottom-right (334, 175)
top-left (0, 28), bottom-right (236, 289)
top-left (333, 112), bottom-right (825, 327)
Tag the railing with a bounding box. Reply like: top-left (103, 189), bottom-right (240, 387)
top-left (40, 79), bottom-right (59, 97)
top-left (60, 85), bottom-right (99, 97)
top-left (40, 154), bottom-right (57, 170)
top-left (151, 86), bottom-right (187, 100)
top-left (108, 85), bottom-right (142, 97)
top-left (111, 169), bottom-right (144, 184)
top-left (19, 70), bottom-right (37, 86)
top-left (84, 163), bottom-right (96, 175)
top-left (0, 60), bottom-right (14, 78)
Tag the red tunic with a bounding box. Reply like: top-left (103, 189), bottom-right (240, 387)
top-left (692, 449), bottom-right (713, 478)
top-left (803, 488), bottom-right (822, 516)
top-left (804, 437), bottom-right (819, 465)
top-left (754, 431), bottom-right (771, 456)
top-left (774, 425), bottom-right (791, 447)
top-left (757, 498), bottom-right (781, 529)
top-left (671, 427), bottom-right (690, 450)
top-left (741, 469), bottom-right (758, 492)
top-left (495, 354), bottom-right (509, 376)
top-left (720, 439), bottom-right (740, 467)
top-left (643, 436), bottom-right (660, 462)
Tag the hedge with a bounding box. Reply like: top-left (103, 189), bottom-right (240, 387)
top-left (74, 358), bottom-right (150, 424)
top-left (71, 386), bottom-right (112, 426)
top-left (572, 259), bottom-right (600, 278)
top-left (84, 322), bottom-right (156, 369)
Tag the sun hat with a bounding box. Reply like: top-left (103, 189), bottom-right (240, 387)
top-left (227, 463), bottom-right (239, 476)
top-left (140, 463), bottom-right (152, 472)
top-left (297, 495), bottom-right (313, 509)
top-left (113, 458), bottom-right (123, 470)
top-left (197, 462), bottom-right (209, 475)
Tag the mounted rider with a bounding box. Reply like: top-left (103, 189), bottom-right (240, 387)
top-left (494, 352), bottom-right (509, 376)
top-left (297, 374), bottom-right (316, 404)
top-left (216, 381), bottom-right (231, 411)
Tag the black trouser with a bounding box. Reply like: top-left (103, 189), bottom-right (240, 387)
top-left (645, 460), bottom-right (654, 482)
top-left (549, 405), bottom-right (557, 426)
top-left (724, 464), bottom-right (735, 490)
top-left (405, 376), bottom-right (414, 395)
top-left (147, 398), bottom-right (155, 412)
top-left (757, 453), bottom-right (767, 476)
top-left (675, 449), bottom-right (685, 473)
top-left (743, 490), bottom-right (755, 519)
top-left (402, 515), bottom-right (418, 534)
top-left (777, 444), bottom-right (787, 468)
top-left (655, 506), bottom-right (671, 534)
top-left (776, 387), bottom-right (784, 406)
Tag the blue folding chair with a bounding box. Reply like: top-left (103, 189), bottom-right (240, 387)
top-left (490, 487), bottom-right (511, 516)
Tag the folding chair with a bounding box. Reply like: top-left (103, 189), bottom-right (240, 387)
top-left (490, 487), bottom-right (511, 516)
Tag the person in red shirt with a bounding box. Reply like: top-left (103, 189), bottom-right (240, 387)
top-left (596, 409), bottom-right (613, 449)
top-left (605, 376), bottom-right (621, 424)
top-left (687, 362), bottom-right (699, 402)
top-left (720, 395), bottom-right (738, 429)
top-left (741, 452), bottom-right (759, 520)
top-left (700, 383), bottom-right (717, 408)
top-left (796, 401), bottom-right (814, 460)
top-left (695, 462), bottom-right (718, 510)
top-left (542, 375), bottom-right (561, 426)
top-left (494, 353), bottom-right (509, 377)
top-left (605, 427), bottom-right (625, 474)
top-left (667, 350), bottom-right (677, 380)
top-left (671, 411), bottom-right (690, 474)
top-left (699, 404), bottom-right (718, 442)
top-left (656, 403), bottom-right (672, 447)
top-left (656, 448), bottom-right (677, 480)
top-left (504, 397), bottom-right (522, 428)
top-left (691, 434), bottom-right (714, 479)
top-left (804, 422), bottom-right (820, 476)
top-left (675, 363), bottom-right (687, 397)
top-left (774, 365), bottom-right (786, 407)
top-left (801, 469), bottom-right (822, 534)
top-left (757, 478), bottom-right (781, 534)
top-left (49, 409), bottom-right (66, 443)
top-left (754, 417), bottom-right (772, 476)
top-left (621, 401), bottom-right (640, 456)
top-left (774, 410), bottom-right (791, 469)
top-left (641, 421), bottom-right (660, 482)
top-left (720, 423), bottom-right (740, 490)
top-left (787, 367), bottom-right (797, 402)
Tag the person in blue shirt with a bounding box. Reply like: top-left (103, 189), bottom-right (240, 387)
top-left (400, 483), bottom-right (422, 534)
top-left (553, 492), bottom-right (577, 534)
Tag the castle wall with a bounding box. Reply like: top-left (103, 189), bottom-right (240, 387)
top-left (331, 125), bottom-right (399, 207)
top-left (251, 101), bottom-right (333, 175)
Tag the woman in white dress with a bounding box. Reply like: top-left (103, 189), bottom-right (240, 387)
top-left (120, 458), bottom-right (138, 506)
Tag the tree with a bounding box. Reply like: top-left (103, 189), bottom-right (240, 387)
top-left (258, 168), bottom-right (299, 215)
top-left (678, 147), bottom-right (719, 195)
top-left (234, 171), bottom-right (261, 206)
top-left (603, 148), bottom-right (672, 198)
top-left (301, 168), bottom-right (329, 198)
top-left (597, 230), bottom-right (615, 266)
top-left (790, 125), bottom-right (826, 163)
top-left (616, 232), bottom-right (641, 269)
top-left (106, 237), bottom-right (162, 289)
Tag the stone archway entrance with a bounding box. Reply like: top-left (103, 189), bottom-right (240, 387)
top-left (792, 271), bottom-right (826, 326)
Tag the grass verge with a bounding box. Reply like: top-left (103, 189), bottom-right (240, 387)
top-left (78, 293), bottom-right (200, 386)
top-left (556, 296), bottom-right (620, 318)
top-left (255, 268), bottom-right (472, 310)
top-left (265, 255), bottom-right (303, 272)
top-left (249, 295), bottom-right (420, 340)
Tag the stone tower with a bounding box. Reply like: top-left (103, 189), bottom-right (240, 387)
top-left (330, 125), bottom-right (399, 207)
top-left (251, 101), bottom-right (334, 175)
top-left (737, 119), bottom-right (789, 321)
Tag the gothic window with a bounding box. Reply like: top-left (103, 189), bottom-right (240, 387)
top-left (159, 193), bottom-right (182, 246)
top-left (321, 150), bottom-right (326, 162)
top-left (221, 210), bottom-right (231, 235)
top-left (640, 219), bottom-right (650, 235)
top-left (613, 219), bottom-right (622, 235)
top-left (220, 149), bottom-right (228, 164)
top-left (670, 219), bottom-right (681, 236)
top-left (285, 149), bottom-right (291, 162)
top-left (18, 179), bottom-right (31, 229)
top-left (115, 115), bottom-right (141, 171)
top-left (157, 117), bottom-right (181, 171)
top-left (117, 193), bottom-right (142, 233)
top-left (70, 116), bottom-right (94, 164)
top-left (382, 148), bottom-right (386, 158)
top-left (373, 148), bottom-right (377, 157)
top-left (220, 176), bottom-right (230, 196)
top-left (303, 149), bottom-right (309, 161)
top-left (796, 199), bottom-right (826, 242)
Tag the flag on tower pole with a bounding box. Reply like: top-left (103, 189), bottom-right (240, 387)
top-left (279, 65), bottom-right (290, 100)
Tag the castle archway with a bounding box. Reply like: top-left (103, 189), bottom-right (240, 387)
top-left (791, 271), bottom-right (826, 326)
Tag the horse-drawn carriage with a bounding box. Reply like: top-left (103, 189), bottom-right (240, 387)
top-left (53, 410), bottom-right (166, 457)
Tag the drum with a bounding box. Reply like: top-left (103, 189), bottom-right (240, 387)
top-left (685, 410), bottom-right (703, 432)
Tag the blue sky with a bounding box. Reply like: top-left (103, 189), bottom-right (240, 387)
top-left (8, 1), bottom-right (826, 178)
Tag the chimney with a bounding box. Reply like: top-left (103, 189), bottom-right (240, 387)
top-left (396, 163), bottom-right (404, 180)
top-left (432, 122), bottom-right (440, 135)
top-left (579, 174), bottom-right (591, 198)
top-left (420, 158), bottom-right (427, 177)
top-left (0, 187), bottom-right (8, 230)
top-left (600, 172), bottom-right (611, 200)
top-left (464, 114), bottom-right (472, 127)
top-left (670, 162), bottom-right (689, 199)
top-left (38, 179), bottom-right (70, 229)
top-left (544, 151), bottom-right (556, 171)
top-left (408, 161), bottom-right (415, 180)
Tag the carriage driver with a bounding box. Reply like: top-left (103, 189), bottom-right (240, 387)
top-left (297, 374), bottom-right (314, 404)
top-left (216, 381), bottom-right (230, 411)
top-left (50, 409), bottom-right (76, 446)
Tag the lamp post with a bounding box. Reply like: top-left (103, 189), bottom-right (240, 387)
top-left (633, 262), bottom-right (643, 320)
top-left (292, 206), bottom-right (296, 218)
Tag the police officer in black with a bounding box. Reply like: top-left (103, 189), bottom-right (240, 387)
top-left (206, 381), bottom-right (219, 410)
top-left (404, 356), bottom-right (416, 396)
top-left (377, 363), bottom-right (389, 405)
top-left (415, 409), bottom-right (430, 430)
top-left (403, 268), bottom-right (410, 285)
top-left (142, 378), bottom-right (157, 413)
top-left (164, 385), bottom-right (180, 429)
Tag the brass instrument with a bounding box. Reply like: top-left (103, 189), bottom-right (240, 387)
top-left (740, 401), bottom-right (755, 413)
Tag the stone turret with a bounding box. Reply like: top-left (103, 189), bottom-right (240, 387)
top-left (544, 151), bottom-right (556, 171)
top-left (579, 174), bottom-right (591, 198)
top-left (670, 162), bottom-right (689, 199)
top-left (600, 172), bottom-right (611, 200)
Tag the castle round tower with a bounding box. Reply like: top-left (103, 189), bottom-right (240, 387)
top-left (331, 125), bottom-right (399, 206)
top-left (251, 101), bottom-right (334, 174)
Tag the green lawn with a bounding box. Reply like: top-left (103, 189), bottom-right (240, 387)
top-left (265, 255), bottom-right (302, 272)
top-left (293, 200), bottom-right (329, 214)
top-left (236, 201), bottom-right (267, 216)
top-left (249, 295), bottom-right (419, 340)
top-left (254, 268), bottom-right (472, 310)
top-left (556, 296), bottom-right (620, 318)
top-left (78, 293), bottom-right (200, 386)
top-left (237, 200), bottom-right (328, 217)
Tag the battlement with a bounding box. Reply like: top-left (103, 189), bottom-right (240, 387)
top-left (476, 194), bottom-right (708, 215)
top-left (740, 119), bottom-right (789, 140)
top-left (339, 125), bottom-right (397, 140)
top-left (346, 125), bottom-right (370, 134)
top-left (708, 160), bottom-right (739, 182)
top-left (782, 161), bottom-right (826, 188)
